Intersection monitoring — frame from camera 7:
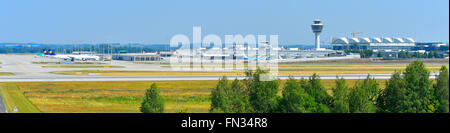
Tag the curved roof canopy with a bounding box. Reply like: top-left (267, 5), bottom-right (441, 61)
top-left (331, 37), bottom-right (415, 44)
top-left (332, 37), bottom-right (349, 44)
top-left (359, 37), bottom-right (371, 43)
top-left (403, 37), bottom-right (415, 43)
top-left (382, 37), bottom-right (393, 43)
top-left (394, 38), bottom-right (405, 43)
top-left (349, 38), bottom-right (360, 43)
top-left (371, 37), bottom-right (383, 43)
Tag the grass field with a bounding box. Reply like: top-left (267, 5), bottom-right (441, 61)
top-left (0, 72), bottom-right (15, 76)
top-left (51, 69), bottom-right (444, 76)
top-left (42, 65), bottom-right (125, 68)
top-left (163, 64), bottom-right (448, 68)
top-left (51, 62), bottom-right (447, 76)
top-left (1, 81), bottom-right (217, 113)
top-left (277, 67), bottom-right (443, 72)
top-left (278, 58), bottom-right (449, 65)
top-left (0, 79), bottom-right (389, 113)
top-left (0, 83), bottom-right (41, 112)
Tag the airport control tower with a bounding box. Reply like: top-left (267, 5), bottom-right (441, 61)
top-left (311, 19), bottom-right (324, 50)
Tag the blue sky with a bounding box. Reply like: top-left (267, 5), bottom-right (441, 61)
top-left (0, 0), bottom-right (448, 44)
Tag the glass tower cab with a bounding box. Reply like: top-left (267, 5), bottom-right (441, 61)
top-left (311, 19), bottom-right (324, 50)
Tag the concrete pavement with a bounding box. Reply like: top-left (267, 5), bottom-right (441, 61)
top-left (0, 90), bottom-right (6, 113)
top-left (0, 54), bottom-right (440, 113)
top-left (0, 54), bottom-right (439, 82)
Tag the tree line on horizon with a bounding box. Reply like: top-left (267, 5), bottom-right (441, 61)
top-left (140, 60), bottom-right (449, 113)
top-left (344, 49), bottom-right (443, 59)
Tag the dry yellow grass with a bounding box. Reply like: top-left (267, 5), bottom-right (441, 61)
top-left (52, 70), bottom-right (398, 76)
top-left (278, 67), bottom-right (442, 72)
top-left (11, 81), bottom-right (217, 113)
top-left (278, 64), bottom-right (449, 67)
top-left (52, 70), bottom-right (245, 76)
top-left (0, 83), bottom-right (40, 112)
top-left (162, 63), bottom-right (448, 68)
top-left (0, 72), bottom-right (15, 76)
top-left (51, 63), bottom-right (446, 76)
top-left (0, 79), bottom-right (391, 113)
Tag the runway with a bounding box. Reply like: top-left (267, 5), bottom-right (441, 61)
top-left (1, 74), bottom-right (426, 82)
top-left (0, 54), bottom-right (439, 82)
top-left (0, 91), bottom-right (6, 113)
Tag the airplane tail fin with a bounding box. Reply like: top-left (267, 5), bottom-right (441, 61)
top-left (48, 49), bottom-right (55, 55)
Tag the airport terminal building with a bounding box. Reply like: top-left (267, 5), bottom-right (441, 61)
top-left (112, 53), bottom-right (160, 61)
top-left (331, 37), bottom-right (416, 52)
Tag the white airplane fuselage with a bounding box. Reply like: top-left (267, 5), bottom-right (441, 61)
top-left (49, 54), bottom-right (100, 61)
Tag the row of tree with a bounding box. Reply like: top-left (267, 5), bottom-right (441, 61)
top-left (209, 61), bottom-right (448, 113)
top-left (344, 49), bottom-right (443, 59)
top-left (377, 50), bottom-right (442, 59)
top-left (377, 61), bottom-right (448, 113)
top-left (344, 49), bottom-right (373, 58)
top-left (140, 60), bottom-right (448, 113)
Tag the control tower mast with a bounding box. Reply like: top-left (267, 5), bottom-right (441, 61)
top-left (311, 19), bottom-right (324, 50)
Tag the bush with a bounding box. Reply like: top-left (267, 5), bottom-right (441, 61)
top-left (140, 83), bottom-right (164, 113)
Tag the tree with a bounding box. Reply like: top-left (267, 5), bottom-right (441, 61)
top-left (304, 74), bottom-right (332, 112)
top-left (140, 83), bottom-right (164, 113)
top-left (427, 52), bottom-right (433, 58)
top-left (405, 51), bottom-right (411, 58)
top-left (398, 50), bottom-right (407, 58)
top-left (229, 78), bottom-right (250, 113)
top-left (299, 78), bottom-right (309, 89)
top-left (247, 68), bottom-right (280, 113)
top-left (433, 51), bottom-right (440, 58)
top-left (332, 77), bottom-right (350, 113)
top-left (358, 49), bottom-right (373, 58)
top-left (210, 77), bottom-right (251, 113)
top-left (377, 52), bottom-right (383, 57)
top-left (402, 60), bottom-right (437, 113)
top-left (210, 76), bottom-right (231, 112)
top-left (412, 52), bottom-right (420, 58)
top-left (349, 75), bottom-right (379, 113)
top-left (378, 61), bottom-right (439, 113)
top-left (423, 53), bottom-right (428, 58)
top-left (360, 51), bottom-right (366, 58)
top-left (435, 66), bottom-right (449, 113)
top-left (279, 77), bottom-right (317, 113)
top-left (377, 72), bottom-right (407, 113)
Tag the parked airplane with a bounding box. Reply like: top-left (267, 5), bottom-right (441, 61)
top-left (37, 49), bottom-right (100, 61)
top-left (243, 56), bottom-right (266, 60)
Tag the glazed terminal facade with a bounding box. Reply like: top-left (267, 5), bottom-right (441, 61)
top-left (415, 42), bottom-right (449, 51)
